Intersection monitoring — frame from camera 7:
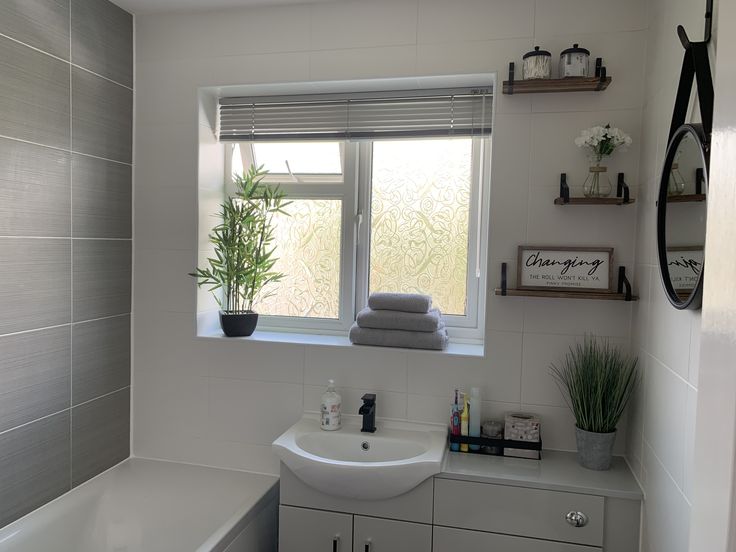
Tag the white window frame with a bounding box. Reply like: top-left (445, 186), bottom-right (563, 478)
top-left (225, 137), bottom-right (491, 342)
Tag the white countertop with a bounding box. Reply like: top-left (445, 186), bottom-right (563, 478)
top-left (439, 450), bottom-right (643, 501)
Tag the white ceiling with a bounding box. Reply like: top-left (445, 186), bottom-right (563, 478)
top-left (112, 0), bottom-right (338, 15)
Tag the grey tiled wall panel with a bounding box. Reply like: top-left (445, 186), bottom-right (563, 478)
top-left (71, 0), bottom-right (133, 87)
top-left (72, 154), bottom-right (132, 238)
top-left (0, 238), bottom-right (71, 335)
top-left (0, 0), bottom-right (70, 60)
top-left (0, 35), bottom-right (70, 149)
top-left (0, 412), bottom-right (71, 529)
top-left (71, 387), bottom-right (130, 486)
top-left (72, 314), bottom-right (130, 405)
top-left (0, 138), bottom-right (71, 237)
top-left (71, 68), bottom-right (133, 163)
top-left (0, 326), bottom-right (71, 433)
top-left (73, 239), bottom-right (131, 322)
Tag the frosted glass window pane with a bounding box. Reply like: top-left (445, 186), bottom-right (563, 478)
top-left (253, 199), bottom-right (342, 319)
top-left (252, 142), bottom-right (342, 174)
top-left (370, 139), bottom-right (472, 316)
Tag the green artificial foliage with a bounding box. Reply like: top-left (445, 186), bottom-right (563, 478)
top-left (190, 165), bottom-right (290, 313)
top-left (551, 335), bottom-right (639, 434)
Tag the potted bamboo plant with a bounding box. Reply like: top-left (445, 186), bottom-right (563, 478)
top-left (191, 165), bottom-right (289, 337)
top-left (551, 336), bottom-right (639, 470)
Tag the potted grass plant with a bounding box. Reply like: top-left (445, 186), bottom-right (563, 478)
top-left (191, 165), bottom-right (290, 337)
top-left (550, 335), bottom-right (639, 470)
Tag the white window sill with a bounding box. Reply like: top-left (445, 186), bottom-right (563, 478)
top-left (196, 328), bottom-right (484, 357)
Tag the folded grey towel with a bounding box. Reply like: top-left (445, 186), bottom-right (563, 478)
top-left (349, 323), bottom-right (449, 351)
top-left (367, 292), bottom-right (432, 313)
top-left (357, 307), bottom-right (442, 332)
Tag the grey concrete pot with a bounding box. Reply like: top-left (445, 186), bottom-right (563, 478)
top-left (575, 427), bottom-right (617, 470)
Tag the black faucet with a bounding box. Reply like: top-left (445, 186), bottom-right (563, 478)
top-left (359, 394), bottom-right (377, 433)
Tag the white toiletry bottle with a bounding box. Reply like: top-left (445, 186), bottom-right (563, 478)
top-left (320, 379), bottom-right (342, 431)
top-left (469, 387), bottom-right (481, 451)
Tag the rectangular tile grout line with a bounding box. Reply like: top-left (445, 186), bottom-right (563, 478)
top-left (0, 407), bottom-right (70, 438)
top-left (0, 31), bottom-right (132, 91)
top-left (0, 133), bottom-right (133, 167)
top-left (72, 385), bottom-right (130, 410)
top-left (69, 2), bottom-right (74, 491)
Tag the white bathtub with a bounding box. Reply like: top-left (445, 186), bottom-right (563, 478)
top-left (0, 458), bottom-right (279, 552)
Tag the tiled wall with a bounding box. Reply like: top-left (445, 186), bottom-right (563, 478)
top-left (625, 1), bottom-right (713, 551)
top-left (0, 0), bottom-right (132, 529)
top-left (134, 0), bottom-right (647, 476)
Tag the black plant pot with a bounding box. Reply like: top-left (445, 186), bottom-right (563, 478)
top-left (219, 311), bottom-right (259, 337)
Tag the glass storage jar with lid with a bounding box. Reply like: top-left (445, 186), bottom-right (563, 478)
top-left (559, 43), bottom-right (590, 77)
top-left (522, 46), bottom-right (552, 80)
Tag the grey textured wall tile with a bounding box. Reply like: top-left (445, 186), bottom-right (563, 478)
top-left (0, 138), bottom-right (70, 237)
top-left (71, 68), bottom-right (133, 163)
top-left (71, 387), bottom-right (129, 486)
top-left (72, 315), bottom-right (130, 405)
top-left (73, 239), bottom-right (131, 322)
top-left (72, 154), bottom-right (131, 239)
top-left (0, 0), bottom-right (70, 60)
top-left (0, 238), bottom-right (71, 335)
top-left (0, 327), bottom-right (71, 433)
top-left (71, 0), bottom-right (133, 87)
top-left (0, 412), bottom-right (70, 528)
top-left (0, 36), bottom-right (70, 149)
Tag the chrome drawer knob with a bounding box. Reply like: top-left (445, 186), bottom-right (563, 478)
top-left (566, 511), bottom-right (589, 527)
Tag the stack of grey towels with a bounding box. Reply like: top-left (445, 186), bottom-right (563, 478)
top-left (349, 292), bottom-right (448, 351)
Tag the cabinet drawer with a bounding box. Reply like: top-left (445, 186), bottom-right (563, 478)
top-left (434, 478), bottom-right (604, 547)
top-left (434, 526), bottom-right (601, 552)
top-left (279, 506), bottom-right (352, 552)
top-left (353, 516), bottom-right (431, 552)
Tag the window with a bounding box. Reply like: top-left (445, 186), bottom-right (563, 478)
top-left (219, 86), bottom-right (492, 340)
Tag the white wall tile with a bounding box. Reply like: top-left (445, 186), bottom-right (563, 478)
top-left (308, 46), bottom-right (418, 81)
top-left (407, 393), bottom-right (518, 425)
top-left (407, 331), bottom-right (522, 402)
top-left (533, 0), bottom-right (647, 36)
top-left (523, 297), bottom-right (632, 338)
top-left (417, 0), bottom-right (534, 44)
top-left (206, 340), bottom-right (305, 384)
top-left (310, 0), bottom-right (418, 51)
top-left (134, 248), bottom-right (197, 314)
top-left (683, 385), bottom-right (697, 502)
top-left (643, 356), bottom-right (688, 488)
top-left (641, 443), bottom-right (690, 552)
top-left (305, 345), bottom-right (408, 392)
top-left (207, 378), bottom-right (303, 445)
top-left (647, 283), bottom-right (695, 380)
top-left (135, 5), bottom-right (312, 62)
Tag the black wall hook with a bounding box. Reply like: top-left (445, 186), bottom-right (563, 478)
top-left (680, 0), bottom-right (713, 49)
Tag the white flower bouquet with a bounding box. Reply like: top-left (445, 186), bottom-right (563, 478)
top-left (574, 124), bottom-right (632, 163)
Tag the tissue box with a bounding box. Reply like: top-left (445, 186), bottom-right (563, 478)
top-left (504, 413), bottom-right (541, 459)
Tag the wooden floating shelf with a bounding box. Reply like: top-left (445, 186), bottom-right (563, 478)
top-left (494, 288), bottom-right (637, 301)
top-left (667, 193), bottom-right (706, 203)
top-left (503, 76), bottom-right (611, 95)
top-left (554, 196), bottom-right (636, 206)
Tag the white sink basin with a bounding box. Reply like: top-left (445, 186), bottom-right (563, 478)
top-left (272, 416), bottom-right (446, 500)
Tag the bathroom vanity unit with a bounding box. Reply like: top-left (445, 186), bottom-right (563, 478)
top-left (278, 451), bottom-right (642, 552)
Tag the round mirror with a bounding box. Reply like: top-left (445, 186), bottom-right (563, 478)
top-left (657, 124), bottom-right (708, 309)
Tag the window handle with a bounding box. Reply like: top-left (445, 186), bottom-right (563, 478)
top-left (332, 535), bottom-right (340, 552)
top-left (284, 159), bottom-right (300, 183)
top-left (356, 210), bottom-right (364, 245)
top-left (364, 539), bottom-right (372, 552)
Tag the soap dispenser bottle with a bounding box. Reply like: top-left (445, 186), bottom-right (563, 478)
top-left (320, 379), bottom-right (342, 431)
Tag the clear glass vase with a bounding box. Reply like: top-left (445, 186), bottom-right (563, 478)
top-left (583, 162), bottom-right (612, 198)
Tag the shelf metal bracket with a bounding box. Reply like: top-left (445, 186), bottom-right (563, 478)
top-left (501, 262), bottom-right (508, 295)
top-left (617, 266), bottom-right (633, 301)
top-left (616, 173), bottom-right (631, 203)
top-left (507, 62), bottom-right (515, 95)
top-left (559, 173), bottom-right (570, 203)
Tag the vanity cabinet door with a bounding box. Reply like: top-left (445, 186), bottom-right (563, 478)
top-left (353, 516), bottom-right (431, 552)
top-left (434, 526), bottom-right (601, 552)
top-left (279, 506), bottom-right (352, 552)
